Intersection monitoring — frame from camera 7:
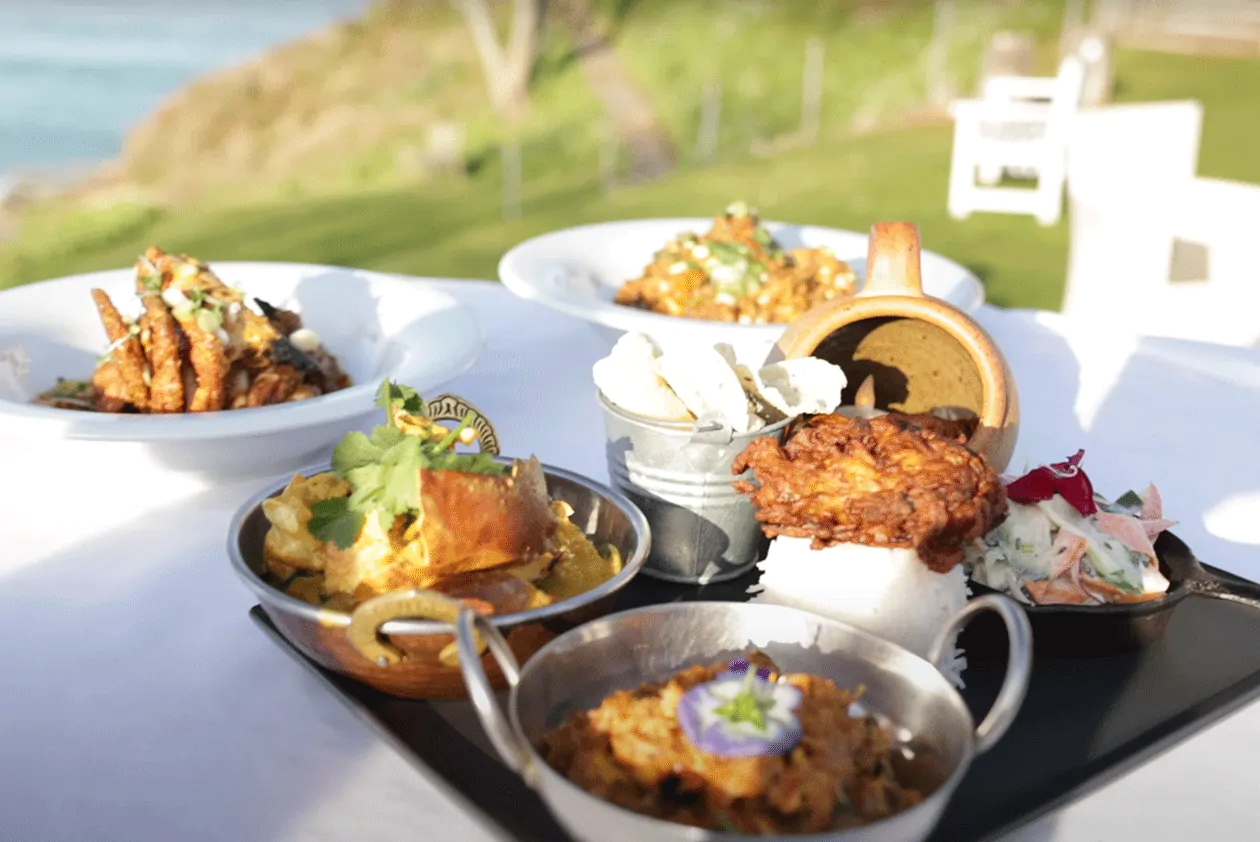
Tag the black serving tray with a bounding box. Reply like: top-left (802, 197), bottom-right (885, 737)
top-left (250, 561), bottom-right (1260, 842)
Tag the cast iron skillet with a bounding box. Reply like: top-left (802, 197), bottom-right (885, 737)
top-left (967, 531), bottom-right (1260, 658)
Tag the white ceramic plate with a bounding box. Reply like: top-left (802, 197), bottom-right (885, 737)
top-left (499, 218), bottom-right (985, 363)
top-left (0, 263), bottom-right (482, 477)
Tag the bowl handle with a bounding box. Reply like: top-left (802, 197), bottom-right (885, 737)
top-left (456, 608), bottom-right (537, 783)
top-left (858, 221), bottom-right (925, 298)
top-left (928, 594), bottom-right (1033, 754)
top-left (347, 588), bottom-right (487, 667)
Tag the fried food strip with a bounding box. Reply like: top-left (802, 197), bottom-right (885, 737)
top-left (90, 288), bottom-right (149, 411)
top-left (732, 413), bottom-right (1007, 573)
top-left (246, 364), bottom-right (302, 407)
top-left (138, 246), bottom-right (241, 305)
top-left (138, 294), bottom-right (185, 413)
top-left (172, 311), bottom-right (227, 412)
top-left (90, 362), bottom-right (130, 412)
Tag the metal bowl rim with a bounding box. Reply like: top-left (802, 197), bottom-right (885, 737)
top-left (227, 457), bottom-right (651, 635)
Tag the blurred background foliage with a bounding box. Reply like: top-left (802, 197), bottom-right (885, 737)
top-left (2, 0), bottom-right (1258, 311)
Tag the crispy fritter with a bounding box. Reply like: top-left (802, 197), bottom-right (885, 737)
top-left (40, 246), bottom-right (351, 416)
top-left (245, 363), bottom-right (302, 407)
top-left (138, 293), bottom-right (185, 413)
top-left (90, 362), bottom-right (130, 412)
top-left (90, 288), bottom-right (149, 410)
top-left (883, 411), bottom-right (979, 445)
top-left (172, 310), bottom-right (226, 412)
top-left (731, 414), bottom-right (1007, 573)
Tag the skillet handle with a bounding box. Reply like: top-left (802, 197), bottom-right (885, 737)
top-left (1186, 572), bottom-right (1260, 611)
top-left (928, 594), bottom-right (1033, 755)
top-left (455, 608), bottom-right (538, 785)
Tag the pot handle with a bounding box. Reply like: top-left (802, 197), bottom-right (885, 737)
top-left (346, 588), bottom-right (487, 667)
top-left (928, 594), bottom-right (1033, 755)
top-left (858, 220), bottom-right (925, 298)
top-left (1186, 572), bottom-right (1260, 611)
top-left (456, 608), bottom-right (537, 784)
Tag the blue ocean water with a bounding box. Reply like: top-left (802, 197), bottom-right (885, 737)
top-left (0, 0), bottom-right (370, 176)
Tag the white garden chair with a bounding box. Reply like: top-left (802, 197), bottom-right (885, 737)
top-left (1063, 100), bottom-right (1260, 348)
top-left (946, 55), bottom-right (1086, 225)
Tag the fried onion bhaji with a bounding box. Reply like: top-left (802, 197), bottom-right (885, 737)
top-left (883, 411), bottom-right (980, 445)
top-left (90, 288), bottom-right (150, 411)
top-left (731, 414), bottom-right (1007, 573)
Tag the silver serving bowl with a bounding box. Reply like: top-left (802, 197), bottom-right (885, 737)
top-left (228, 457), bottom-right (650, 699)
top-left (456, 597), bottom-right (1032, 841)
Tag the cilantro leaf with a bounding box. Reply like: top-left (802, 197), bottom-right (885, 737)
top-left (307, 496), bottom-right (364, 549)
top-left (375, 380), bottom-right (426, 418)
top-left (139, 272), bottom-right (163, 293)
top-left (331, 431), bottom-right (381, 472)
top-left (307, 381), bottom-right (510, 545)
top-left (368, 424), bottom-right (406, 451)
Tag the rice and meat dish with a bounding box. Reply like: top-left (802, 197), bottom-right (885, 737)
top-left (966, 450), bottom-right (1174, 606)
top-left (614, 202), bottom-right (857, 324)
top-left (537, 652), bottom-right (924, 835)
top-left (732, 413), bottom-right (1008, 680)
top-left (33, 246), bottom-right (349, 413)
top-left (260, 381), bottom-right (622, 615)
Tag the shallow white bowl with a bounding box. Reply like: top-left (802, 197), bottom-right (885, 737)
top-left (0, 262), bottom-right (482, 478)
top-left (499, 218), bottom-right (986, 364)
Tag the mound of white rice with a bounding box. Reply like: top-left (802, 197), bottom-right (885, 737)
top-left (748, 537), bottom-right (970, 687)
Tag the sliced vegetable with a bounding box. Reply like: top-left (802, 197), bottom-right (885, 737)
top-left (1006, 449), bottom-right (1097, 516)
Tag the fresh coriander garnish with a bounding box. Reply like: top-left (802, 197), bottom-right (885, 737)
top-left (307, 380), bottom-right (509, 549)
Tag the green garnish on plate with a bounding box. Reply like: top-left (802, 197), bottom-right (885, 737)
top-left (307, 381), bottom-right (509, 549)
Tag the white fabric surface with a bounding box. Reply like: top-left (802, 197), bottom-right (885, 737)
top-left (2, 280), bottom-right (1259, 841)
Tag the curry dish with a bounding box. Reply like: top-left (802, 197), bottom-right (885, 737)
top-left (537, 652), bottom-right (924, 835)
top-left (33, 246), bottom-right (349, 413)
top-left (613, 202), bottom-right (857, 324)
top-left (260, 382), bottom-right (623, 614)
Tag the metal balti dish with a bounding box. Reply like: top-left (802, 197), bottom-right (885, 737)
top-left (454, 597), bottom-right (1033, 842)
top-left (228, 458), bottom-right (650, 699)
top-left (970, 530), bottom-right (1260, 658)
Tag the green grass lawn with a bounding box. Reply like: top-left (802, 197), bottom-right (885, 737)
top-left (3, 47), bottom-right (1258, 312)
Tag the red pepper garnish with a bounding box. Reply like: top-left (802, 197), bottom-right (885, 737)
top-left (1005, 449), bottom-right (1097, 516)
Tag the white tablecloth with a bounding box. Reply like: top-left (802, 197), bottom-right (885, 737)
top-left (3, 280), bottom-right (1260, 842)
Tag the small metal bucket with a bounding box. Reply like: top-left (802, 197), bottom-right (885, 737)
top-left (598, 392), bottom-right (791, 584)
top-left (454, 597), bottom-right (1033, 842)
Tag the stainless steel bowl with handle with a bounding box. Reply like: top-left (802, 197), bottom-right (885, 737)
top-left (455, 596), bottom-right (1032, 841)
top-left (228, 457), bottom-right (650, 699)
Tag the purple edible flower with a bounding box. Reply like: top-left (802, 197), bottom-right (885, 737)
top-left (678, 658), bottom-right (804, 757)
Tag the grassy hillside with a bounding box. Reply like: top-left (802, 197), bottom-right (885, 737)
top-left (2, 0), bottom-right (1259, 312)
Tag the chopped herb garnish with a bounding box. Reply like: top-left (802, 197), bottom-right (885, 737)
top-left (375, 379), bottom-right (426, 420)
top-left (307, 380), bottom-right (508, 549)
top-left (307, 496), bottom-right (364, 549)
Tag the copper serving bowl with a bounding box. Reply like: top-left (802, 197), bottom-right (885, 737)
top-left (228, 458), bottom-right (650, 699)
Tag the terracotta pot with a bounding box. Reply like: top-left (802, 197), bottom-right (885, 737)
top-left (772, 221), bottom-right (1019, 473)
